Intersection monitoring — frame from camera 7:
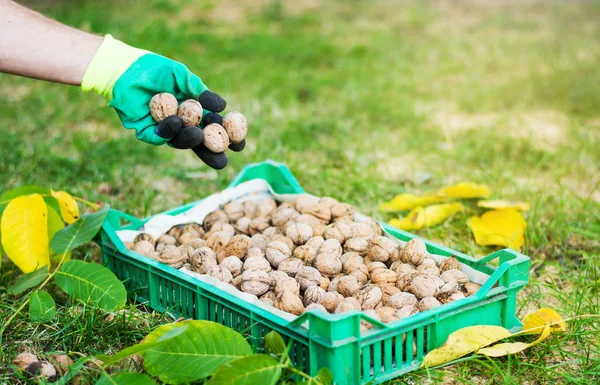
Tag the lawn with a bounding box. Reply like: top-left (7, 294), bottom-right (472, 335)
top-left (1, 0), bottom-right (599, 383)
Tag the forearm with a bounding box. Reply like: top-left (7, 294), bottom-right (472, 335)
top-left (0, 0), bottom-right (103, 86)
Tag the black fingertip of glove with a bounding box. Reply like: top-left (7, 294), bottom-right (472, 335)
top-left (170, 126), bottom-right (205, 149)
top-left (192, 144), bottom-right (228, 170)
top-left (155, 115), bottom-right (184, 139)
top-left (201, 112), bottom-right (223, 127)
top-left (228, 139), bottom-right (246, 152)
top-left (198, 90), bottom-right (227, 113)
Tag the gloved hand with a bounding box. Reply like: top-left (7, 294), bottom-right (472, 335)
top-left (81, 34), bottom-right (236, 167)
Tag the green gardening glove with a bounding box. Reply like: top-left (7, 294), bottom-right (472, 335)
top-left (81, 35), bottom-right (235, 168)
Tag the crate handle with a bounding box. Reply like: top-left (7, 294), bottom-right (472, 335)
top-left (471, 249), bottom-right (530, 298)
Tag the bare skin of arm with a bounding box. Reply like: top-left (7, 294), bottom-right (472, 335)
top-left (0, 0), bottom-right (102, 86)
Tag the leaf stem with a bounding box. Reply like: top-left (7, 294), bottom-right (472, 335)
top-left (72, 197), bottom-right (100, 210)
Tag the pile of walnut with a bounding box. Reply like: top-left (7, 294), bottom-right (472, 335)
top-left (126, 196), bottom-right (481, 332)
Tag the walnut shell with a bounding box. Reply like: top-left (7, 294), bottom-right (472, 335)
top-left (376, 306), bottom-right (399, 323)
top-left (344, 237), bottom-right (368, 256)
top-left (13, 352), bottom-right (39, 371)
top-left (390, 262), bottom-right (416, 277)
top-left (272, 205), bottom-right (299, 228)
top-left (206, 222), bottom-right (235, 238)
top-left (293, 245), bottom-right (317, 265)
top-left (222, 111), bottom-right (248, 144)
top-left (387, 292), bottom-right (418, 309)
top-left (395, 305), bottom-right (419, 320)
top-left (334, 297), bottom-right (361, 314)
top-left (177, 232), bottom-right (199, 246)
top-left (260, 291), bottom-right (277, 302)
top-left (274, 276), bottom-right (300, 296)
top-left (341, 252), bottom-right (366, 273)
top-left (302, 202), bottom-right (332, 224)
top-left (331, 203), bottom-right (355, 221)
top-left (240, 270), bottom-right (271, 296)
top-left (366, 261), bottom-right (387, 274)
top-left (418, 296), bottom-right (442, 311)
top-left (463, 282), bottom-right (481, 297)
top-left (203, 123), bottom-right (229, 153)
top-left (40, 361), bottom-right (57, 379)
top-left (350, 269), bottom-right (369, 285)
top-left (178, 244), bottom-right (194, 260)
top-left (204, 210), bottom-right (228, 229)
top-left (416, 263), bottom-right (440, 277)
top-left (278, 257), bottom-right (304, 277)
top-left (319, 197), bottom-right (339, 209)
top-left (250, 234), bottom-right (270, 250)
top-left (317, 239), bottom-right (342, 259)
top-left (149, 93), bottom-right (178, 122)
top-left (380, 285), bottom-right (401, 304)
top-left (265, 241), bottom-right (291, 268)
top-left (246, 247), bottom-right (265, 259)
top-left (177, 99), bottom-right (203, 126)
top-left (275, 291), bottom-right (305, 315)
top-left (133, 240), bottom-right (155, 257)
top-left (442, 291), bottom-right (465, 304)
top-left (263, 227), bottom-right (282, 240)
top-left (190, 246), bottom-right (217, 274)
top-left (327, 275), bottom-right (342, 293)
top-left (295, 266), bottom-right (321, 291)
top-left (222, 235), bottom-right (251, 260)
top-left (156, 234), bottom-right (177, 246)
top-left (158, 245), bottom-right (186, 268)
top-left (371, 269), bottom-right (398, 286)
top-left (134, 233), bottom-right (155, 246)
top-left (295, 195), bottom-right (320, 212)
top-left (223, 201), bottom-right (245, 222)
top-left (243, 256), bottom-right (272, 272)
top-left (336, 276), bottom-right (362, 297)
top-left (319, 275), bottom-right (330, 291)
top-left (285, 222), bottom-right (313, 245)
top-left (304, 303), bottom-right (328, 314)
top-left (257, 198), bottom-right (277, 218)
top-left (323, 221), bottom-right (352, 244)
top-left (439, 256), bottom-right (461, 272)
top-left (396, 271), bottom-right (420, 291)
top-left (221, 256), bottom-right (243, 277)
top-left (441, 269), bottom-right (470, 285)
top-left (167, 226), bottom-right (184, 239)
top-left (235, 217), bottom-right (252, 235)
top-left (243, 201), bottom-right (258, 219)
top-left (184, 238), bottom-right (206, 249)
top-left (270, 234), bottom-right (296, 253)
top-left (268, 270), bottom-right (290, 288)
top-left (319, 292), bottom-right (344, 313)
top-left (367, 236), bottom-right (398, 263)
top-left (206, 231), bottom-right (232, 254)
top-left (260, 297), bottom-right (275, 307)
top-left (314, 254), bottom-right (343, 278)
top-left (410, 276), bottom-right (439, 299)
top-left (207, 265), bottom-right (233, 283)
top-left (350, 222), bottom-right (376, 239)
top-left (361, 309), bottom-right (382, 331)
top-left (249, 217), bottom-right (270, 235)
top-left (400, 239), bottom-right (428, 266)
top-left (353, 284), bottom-right (383, 310)
top-left (303, 286), bottom-right (326, 307)
top-left (124, 241), bottom-right (135, 250)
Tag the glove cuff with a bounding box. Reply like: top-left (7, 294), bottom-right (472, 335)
top-left (81, 34), bottom-right (148, 101)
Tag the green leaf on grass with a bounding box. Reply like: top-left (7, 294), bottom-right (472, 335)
top-left (29, 290), bottom-right (56, 322)
top-left (96, 372), bottom-right (158, 385)
top-left (141, 320), bottom-right (253, 384)
top-left (54, 260), bottom-right (126, 312)
top-left (47, 205), bottom-right (71, 265)
top-left (264, 331), bottom-right (287, 358)
top-left (50, 205), bottom-right (109, 255)
top-left (207, 354), bottom-right (282, 385)
top-left (10, 266), bottom-right (48, 295)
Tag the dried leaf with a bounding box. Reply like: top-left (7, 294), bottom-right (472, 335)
top-left (477, 200), bottom-right (530, 211)
top-left (521, 308), bottom-right (566, 334)
top-left (437, 182), bottom-right (490, 199)
top-left (477, 326), bottom-right (551, 357)
top-left (51, 190), bottom-right (80, 224)
top-left (421, 325), bottom-right (512, 367)
top-left (467, 209), bottom-right (526, 249)
top-left (389, 203), bottom-right (463, 231)
top-left (378, 193), bottom-right (444, 212)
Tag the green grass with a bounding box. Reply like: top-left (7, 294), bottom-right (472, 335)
top-left (1, 0), bottom-right (599, 383)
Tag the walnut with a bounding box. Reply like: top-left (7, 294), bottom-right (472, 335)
top-left (387, 292), bottom-right (418, 309)
top-left (232, 275), bottom-right (243, 289)
top-left (395, 305), bottom-right (419, 320)
top-left (361, 309), bottom-right (382, 331)
top-left (205, 231), bottom-right (232, 253)
top-left (13, 352), bottom-right (39, 371)
top-left (294, 195), bottom-right (320, 212)
top-left (177, 232), bottom-right (199, 246)
top-left (380, 285), bottom-right (402, 304)
top-left (441, 269), bottom-right (470, 285)
top-left (156, 234), bottom-right (177, 247)
top-left (419, 296), bottom-right (442, 311)
top-left (246, 247), bottom-right (265, 259)
top-left (285, 222), bottom-right (313, 245)
top-left (260, 297), bottom-right (275, 307)
top-left (331, 203), bottom-right (355, 221)
top-left (204, 210), bottom-right (229, 230)
top-left (184, 223), bottom-right (205, 238)
top-left (336, 276), bottom-right (362, 297)
top-left (327, 275), bottom-right (342, 293)
top-left (439, 256), bottom-right (461, 272)
top-left (319, 292), bottom-right (344, 313)
top-left (416, 263), bottom-right (440, 277)
top-left (268, 270), bottom-right (290, 288)
top-left (400, 238), bottom-right (428, 266)
top-left (134, 233), bottom-right (155, 246)
top-left (353, 285), bottom-right (382, 310)
top-left (272, 205), bottom-right (299, 228)
top-left (319, 275), bottom-right (330, 291)
top-left (222, 235), bottom-right (251, 260)
top-left (265, 241), bottom-right (291, 268)
top-left (367, 236), bottom-right (398, 263)
top-left (317, 239), bottom-right (342, 259)
top-left (208, 222), bottom-right (236, 238)
top-left (178, 244), bottom-right (194, 260)
top-left (260, 291), bottom-right (277, 303)
top-left (350, 222), bottom-right (375, 239)
top-left (463, 282), bottom-right (481, 297)
top-left (124, 241), bottom-right (135, 250)
top-left (443, 291), bottom-right (465, 304)
top-left (223, 201), bottom-right (245, 222)
top-left (304, 303), bottom-right (328, 314)
top-left (323, 221), bottom-right (352, 244)
top-left (295, 213), bottom-right (322, 228)
top-left (222, 111), bottom-right (248, 144)
top-left (39, 361), bottom-right (57, 379)
top-left (48, 354), bottom-right (73, 375)
top-left (278, 258), bottom-right (304, 277)
top-left (334, 297), bottom-right (361, 314)
top-left (366, 261), bottom-right (387, 274)
top-left (274, 276), bottom-right (300, 296)
top-left (176, 99), bottom-right (203, 126)
top-left (263, 227), bottom-right (282, 240)
top-left (235, 217), bottom-right (252, 235)
top-left (344, 237), bottom-right (368, 256)
top-left (249, 217), bottom-right (270, 235)
top-left (184, 238), bottom-right (205, 249)
top-left (203, 123), bottom-right (229, 152)
top-left (250, 234), bottom-right (270, 250)
top-left (293, 236), bottom-right (324, 264)
top-left (221, 256), bottom-right (243, 277)
top-left (303, 286), bottom-right (326, 306)
top-left (275, 291), bottom-right (305, 315)
top-left (190, 246), bottom-right (217, 274)
top-left (158, 245), bottom-right (186, 268)
top-left (396, 272), bottom-right (420, 291)
top-left (410, 276), bottom-right (439, 299)
top-left (295, 266), bottom-right (321, 291)
top-left (167, 226), bottom-right (184, 239)
top-left (319, 197), bottom-right (339, 209)
top-left (243, 201), bottom-right (258, 218)
top-left (243, 256), bottom-right (272, 272)
top-left (432, 276), bottom-right (445, 289)
top-left (421, 257), bottom-right (437, 266)
top-left (302, 202), bottom-right (332, 224)
top-left (207, 265), bottom-right (233, 283)
top-left (376, 306), bottom-right (399, 323)
top-left (240, 270), bottom-right (271, 296)
top-left (314, 254), bottom-right (343, 278)
top-left (133, 240), bottom-right (154, 257)
top-left (350, 269), bottom-right (369, 285)
top-left (371, 269), bottom-right (398, 286)
top-left (271, 234), bottom-right (296, 253)
top-left (257, 198), bottom-right (277, 218)
top-left (149, 93), bottom-right (178, 122)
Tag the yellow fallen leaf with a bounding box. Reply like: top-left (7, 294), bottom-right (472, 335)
top-left (421, 325), bottom-right (512, 367)
top-left (467, 209), bottom-right (526, 249)
top-left (437, 182), bottom-right (490, 199)
top-left (51, 190), bottom-right (80, 224)
top-left (392, 203), bottom-right (463, 231)
top-left (477, 200), bottom-right (530, 211)
top-left (477, 325), bottom-right (551, 357)
top-left (1, 194), bottom-right (50, 273)
top-left (378, 193), bottom-right (444, 212)
top-left (521, 308), bottom-right (566, 334)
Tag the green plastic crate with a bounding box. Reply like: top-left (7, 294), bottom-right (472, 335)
top-left (98, 160), bottom-right (530, 385)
